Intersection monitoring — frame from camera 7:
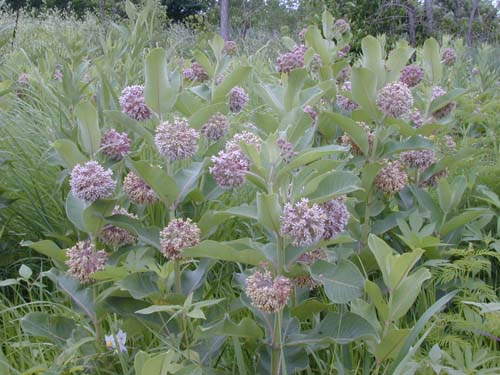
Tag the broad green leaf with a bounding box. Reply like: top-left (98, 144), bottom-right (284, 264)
top-left (383, 136), bottom-right (433, 156)
top-left (117, 272), bottom-right (160, 299)
top-left (21, 240), bottom-right (66, 263)
top-left (367, 235), bottom-right (393, 288)
top-left (360, 36), bottom-right (385, 87)
top-left (257, 193), bottom-right (281, 234)
top-left (423, 38), bottom-right (442, 84)
top-left (311, 260), bottom-right (365, 303)
top-left (288, 312), bottom-right (378, 345)
top-left (213, 66), bottom-right (251, 101)
top-left (75, 101), bottom-right (101, 157)
top-left (284, 69), bottom-right (307, 111)
top-left (375, 329), bottom-right (410, 362)
top-left (365, 280), bottom-right (388, 321)
top-left (188, 103), bottom-right (226, 130)
top-left (387, 291), bottom-right (458, 374)
top-left (198, 316), bottom-right (263, 339)
top-left (126, 159), bottom-right (179, 205)
top-left (390, 268), bottom-right (431, 320)
top-left (351, 67), bottom-right (379, 120)
top-left (82, 199), bottom-right (115, 234)
top-left (65, 193), bottom-right (87, 232)
top-left (386, 44), bottom-right (414, 83)
top-left (429, 88), bottom-right (467, 113)
top-left (52, 139), bottom-right (87, 168)
top-left (183, 240), bottom-right (266, 266)
top-left (389, 249), bottom-right (424, 290)
top-left (144, 48), bottom-right (178, 115)
top-left (105, 214), bottom-right (161, 249)
top-left (440, 209), bottom-right (490, 236)
top-left (322, 10), bottom-right (335, 40)
top-left (21, 312), bottom-right (77, 346)
top-left (302, 171), bottom-right (360, 203)
top-left (305, 26), bottom-right (334, 64)
top-left (291, 299), bottom-right (330, 320)
top-left (321, 112), bottom-right (369, 155)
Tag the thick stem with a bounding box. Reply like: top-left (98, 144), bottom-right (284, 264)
top-left (271, 311), bottom-right (283, 375)
top-left (174, 260), bottom-right (182, 294)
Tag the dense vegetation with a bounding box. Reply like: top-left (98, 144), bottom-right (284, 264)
top-left (0, 0), bottom-right (500, 374)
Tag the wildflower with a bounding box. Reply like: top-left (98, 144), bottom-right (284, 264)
top-left (303, 105), bottom-right (318, 122)
top-left (374, 160), bottom-right (408, 194)
top-left (155, 117), bottom-right (200, 162)
top-left (400, 65), bottom-right (424, 87)
top-left (336, 65), bottom-right (351, 84)
top-left (123, 172), bottom-right (158, 205)
top-left (190, 62), bottom-right (209, 82)
top-left (182, 68), bottom-right (196, 81)
top-left (229, 86), bottom-right (249, 113)
top-left (99, 206), bottom-right (137, 247)
top-left (295, 249), bottom-right (328, 289)
top-left (53, 68), bottom-right (63, 82)
top-left (298, 28), bottom-right (307, 41)
top-left (441, 48), bottom-right (456, 66)
top-left (335, 19), bottom-right (351, 34)
top-left (70, 161), bottom-right (115, 202)
top-left (101, 129), bottom-right (131, 160)
top-left (420, 168), bottom-right (448, 188)
top-left (471, 67), bottom-right (480, 76)
top-left (159, 218), bottom-right (201, 260)
top-left (276, 45), bottom-right (307, 74)
top-left (224, 40), bottom-right (237, 55)
top-left (337, 81), bottom-right (358, 111)
top-left (376, 82), bottom-right (413, 118)
top-left (277, 138), bottom-right (297, 163)
top-left (105, 329), bottom-right (127, 353)
top-left (225, 131), bottom-right (262, 152)
top-left (309, 54), bottom-right (323, 74)
top-left (337, 44), bottom-right (350, 59)
top-left (431, 86), bottom-right (456, 119)
top-left (320, 197), bottom-right (350, 240)
top-left (65, 240), bottom-right (108, 284)
top-left (408, 108), bottom-right (425, 128)
top-left (280, 198), bottom-right (327, 247)
top-left (400, 150), bottom-right (436, 170)
top-left (201, 113), bottom-right (229, 140)
top-left (18, 73), bottom-right (30, 86)
top-left (119, 85), bottom-right (152, 121)
top-left (246, 270), bottom-right (292, 313)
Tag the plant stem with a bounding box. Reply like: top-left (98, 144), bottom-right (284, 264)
top-left (271, 311), bottom-right (283, 375)
top-left (174, 260), bottom-right (181, 294)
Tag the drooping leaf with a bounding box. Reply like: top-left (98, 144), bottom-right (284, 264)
top-left (117, 271), bottom-right (160, 299)
top-left (75, 101), bottom-right (101, 157)
top-left (144, 48), bottom-right (178, 115)
top-left (198, 315), bottom-right (264, 339)
top-left (183, 240), bottom-right (266, 266)
top-left (21, 312), bottom-right (77, 346)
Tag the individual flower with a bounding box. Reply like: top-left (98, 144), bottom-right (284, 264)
top-left (471, 67), bottom-right (480, 76)
top-left (374, 160), bottom-right (408, 194)
top-left (209, 148), bottom-right (250, 188)
top-left (298, 27), bottom-right (307, 41)
top-left (276, 45), bottom-right (307, 74)
top-left (335, 18), bottom-right (351, 34)
top-left (225, 131), bottom-right (262, 152)
top-left (99, 206), bottom-right (137, 247)
top-left (119, 85), bottom-right (152, 121)
top-left (190, 62), bottom-right (209, 82)
top-left (70, 161), bottom-right (116, 202)
top-left (340, 122), bottom-right (374, 156)
top-left (65, 240), bottom-right (108, 284)
top-left (159, 218), bottom-right (201, 260)
top-left (400, 65), bottom-right (424, 87)
top-left (337, 44), bottom-right (350, 58)
top-left (182, 68), bottom-right (195, 81)
top-left (277, 138), bottom-right (297, 163)
top-left (18, 73), bottom-right (30, 86)
top-left (431, 86), bottom-right (456, 119)
top-left (337, 65), bottom-right (351, 84)
top-left (444, 135), bottom-right (456, 149)
top-left (101, 129), bottom-right (131, 160)
top-left (441, 48), bottom-right (456, 66)
top-left (280, 198), bottom-right (327, 247)
top-left (303, 105), bottom-right (318, 122)
top-left (215, 75), bottom-right (225, 85)
top-left (105, 329), bottom-right (127, 353)
top-left (155, 117), bottom-right (200, 162)
top-left (320, 197), bottom-right (350, 240)
top-left (400, 149), bottom-right (436, 170)
top-left (123, 172), bottom-right (158, 205)
top-left (336, 81), bottom-right (358, 111)
top-left (246, 270), bottom-right (292, 313)
top-left (224, 40), bottom-right (237, 55)
top-left (408, 108), bottom-right (425, 128)
top-left (201, 113), bottom-right (229, 140)
top-left (308, 54), bottom-right (323, 74)
top-left (229, 86), bottom-right (249, 113)
top-left (377, 82), bottom-right (413, 118)
top-left (53, 68), bottom-right (63, 82)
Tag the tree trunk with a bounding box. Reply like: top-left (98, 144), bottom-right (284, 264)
top-left (407, 3), bottom-right (416, 46)
top-left (220, 0), bottom-right (230, 41)
top-left (466, 0), bottom-right (479, 47)
top-left (425, 0), bottom-right (433, 35)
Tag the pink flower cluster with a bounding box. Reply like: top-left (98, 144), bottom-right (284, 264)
top-left (374, 160), bottom-right (408, 194)
top-left (337, 81), bottom-right (358, 111)
top-left (65, 240), bottom-right (108, 284)
top-left (276, 45), bottom-right (307, 74)
top-left (159, 218), bottom-right (201, 260)
top-left (119, 85), bottom-right (153, 121)
top-left (154, 117), bottom-right (200, 162)
top-left (431, 86), bottom-right (456, 119)
top-left (123, 172), bottom-right (158, 205)
top-left (229, 86), bottom-right (249, 113)
top-left (70, 161), bottom-right (116, 202)
top-left (246, 270), bottom-right (292, 313)
top-left (101, 129), bottom-right (131, 160)
top-left (99, 206), bottom-right (137, 247)
top-left (400, 149), bottom-right (436, 171)
top-left (376, 82), bottom-right (413, 118)
top-left (201, 113), bottom-right (229, 141)
top-left (400, 65), bottom-right (424, 87)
